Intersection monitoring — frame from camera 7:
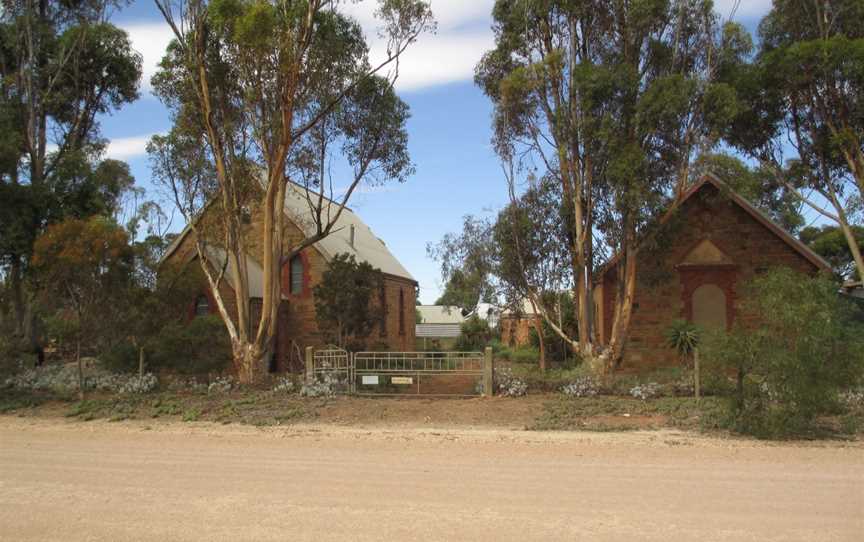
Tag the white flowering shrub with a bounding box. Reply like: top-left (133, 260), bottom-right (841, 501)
top-left (207, 376), bottom-right (235, 394)
top-left (118, 373), bottom-right (159, 394)
top-left (494, 368), bottom-right (528, 397)
top-left (300, 372), bottom-right (344, 397)
top-left (840, 388), bottom-right (864, 408)
top-left (272, 376), bottom-right (296, 394)
top-left (561, 376), bottom-right (599, 398)
top-left (3, 364), bottom-right (159, 394)
top-left (629, 382), bottom-right (661, 400)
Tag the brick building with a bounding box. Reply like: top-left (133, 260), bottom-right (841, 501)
top-left (593, 176), bottom-right (831, 370)
top-left (161, 183), bottom-right (417, 373)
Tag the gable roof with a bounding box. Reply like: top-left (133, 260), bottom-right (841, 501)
top-left (160, 182), bottom-right (415, 283)
top-left (282, 183), bottom-right (414, 281)
top-left (598, 175), bottom-right (832, 279)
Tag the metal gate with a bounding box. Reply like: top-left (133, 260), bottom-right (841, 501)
top-left (305, 348), bottom-right (493, 397)
top-left (309, 347), bottom-right (353, 394)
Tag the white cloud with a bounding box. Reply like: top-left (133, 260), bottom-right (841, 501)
top-left (122, 22), bottom-right (175, 95)
top-left (343, 0), bottom-right (495, 92)
top-left (105, 134), bottom-right (157, 161)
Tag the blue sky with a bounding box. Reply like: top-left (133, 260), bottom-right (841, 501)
top-left (100, 0), bottom-right (773, 304)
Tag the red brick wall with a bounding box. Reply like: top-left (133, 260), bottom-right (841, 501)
top-left (500, 316), bottom-right (537, 347)
top-left (599, 183), bottom-right (822, 371)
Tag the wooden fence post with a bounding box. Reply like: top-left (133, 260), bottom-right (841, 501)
top-left (694, 348), bottom-right (701, 402)
top-left (483, 347), bottom-right (494, 397)
top-left (305, 346), bottom-right (314, 383)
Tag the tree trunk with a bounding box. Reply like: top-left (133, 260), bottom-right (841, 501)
top-left (232, 341), bottom-right (267, 384)
top-left (533, 316), bottom-right (546, 371)
top-left (9, 257), bottom-right (26, 337)
top-left (76, 339), bottom-right (84, 401)
top-left (607, 237), bottom-right (638, 371)
top-left (837, 213), bottom-right (864, 282)
top-left (138, 346), bottom-right (146, 377)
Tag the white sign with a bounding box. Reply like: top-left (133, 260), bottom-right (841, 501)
top-left (361, 375), bottom-right (380, 386)
top-left (391, 376), bottom-right (413, 385)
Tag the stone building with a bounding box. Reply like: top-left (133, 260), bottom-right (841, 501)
top-left (593, 176), bottom-right (831, 370)
top-left (161, 182), bottom-right (417, 373)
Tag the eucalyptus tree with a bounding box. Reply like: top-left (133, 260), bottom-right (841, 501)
top-left (477, 0), bottom-right (736, 366)
top-left (0, 1), bottom-right (141, 341)
top-left (720, 0), bottom-right (864, 281)
top-left (150, 0), bottom-right (433, 382)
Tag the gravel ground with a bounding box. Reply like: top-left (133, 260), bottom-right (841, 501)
top-left (0, 416), bottom-right (861, 541)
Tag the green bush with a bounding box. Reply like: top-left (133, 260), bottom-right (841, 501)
top-left (527, 293), bottom-right (578, 363)
top-left (702, 269), bottom-right (864, 438)
top-left (453, 315), bottom-right (493, 351)
top-left (149, 316), bottom-right (232, 375)
top-left (100, 341), bottom-right (140, 374)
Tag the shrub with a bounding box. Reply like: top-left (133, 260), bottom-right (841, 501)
top-left (100, 341), bottom-right (139, 374)
top-left (702, 269), bottom-right (864, 437)
top-left (665, 319), bottom-right (700, 360)
top-left (561, 376), bottom-right (599, 398)
top-left (629, 382), bottom-right (661, 400)
top-left (454, 315), bottom-right (492, 351)
top-left (149, 316), bottom-right (232, 375)
top-left (494, 367), bottom-right (528, 397)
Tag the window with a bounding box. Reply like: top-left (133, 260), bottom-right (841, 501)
top-left (398, 289), bottom-right (405, 336)
top-left (379, 285), bottom-right (387, 337)
top-left (289, 255), bottom-right (303, 295)
top-left (194, 294), bottom-right (210, 317)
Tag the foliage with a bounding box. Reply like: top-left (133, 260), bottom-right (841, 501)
top-left (718, 0), bottom-right (864, 281)
top-left (477, 0), bottom-right (740, 361)
top-left (665, 319), bottom-right (700, 358)
top-left (0, 1), bottom-right (143, 347)
top-left (527, 292), bottom-right (578, 362)
top-left (428, 216), bottom-right (497, 311)
top-left (314, 253), bottom-right (384, 349)
top-left (150, 0), bottom-right (433, 381)
top-left (148, 316), bottom-right (233, 375)
top-left (702, 268), bottom-right (864, 437)
top-left (629, 382), bottom-right (662, 401)
top-left (800, 224), bottom-right (864, 280)
top-left (31, 217), bottom-right (134, 357)
top-left (453, 315), bottom-right (493, 352)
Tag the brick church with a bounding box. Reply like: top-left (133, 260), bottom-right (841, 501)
top-left (592, 176), bottom-right (831, 370)
top-left (160, 182), bottom-right (417, 373)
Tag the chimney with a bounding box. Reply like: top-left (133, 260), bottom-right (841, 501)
top-left (349, 224), bottom-right (356, 249)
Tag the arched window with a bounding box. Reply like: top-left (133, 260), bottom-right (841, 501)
top-left (289, 254), bottom-right (303, 295)
top-left (692, 284), bottom-right (727, 330)
top-left (194, 294), bottom-right (210, 317)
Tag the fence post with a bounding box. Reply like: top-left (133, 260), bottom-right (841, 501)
top-left (483, 347), bottom-right (494, 397)
top-left (694, 348), bottom-right (701, 402)
top-left (305, 346), bottom-right (314, 384)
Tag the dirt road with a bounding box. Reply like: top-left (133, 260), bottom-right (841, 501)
top-left (0, 417), bottom-right (861, 541)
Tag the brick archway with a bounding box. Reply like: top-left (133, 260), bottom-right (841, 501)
top-left (677, 265), bottom-right (737, 331)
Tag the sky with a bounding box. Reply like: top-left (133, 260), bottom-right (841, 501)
top-left (100, 0), bottom-right (774, 304)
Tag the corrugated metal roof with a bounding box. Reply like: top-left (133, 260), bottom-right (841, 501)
top-left (416, 323), bottom-right (462, 338)
top-left (160, 181), bottom-right (415, 285)
top-left (416, 305), bottom-right (466, 325)
top-left (283, 183), bottom-right (415, 281)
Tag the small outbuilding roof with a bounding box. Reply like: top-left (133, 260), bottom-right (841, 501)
top-left (416, 305), bottom-right (466, 325)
